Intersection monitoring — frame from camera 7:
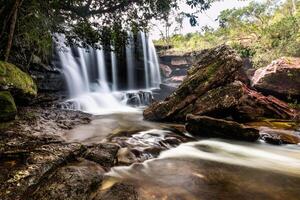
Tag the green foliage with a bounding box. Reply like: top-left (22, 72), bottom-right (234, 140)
top-left (156, 0), bottom-right (300, 68)
top-left (0, 61), bottom-right (37, 98)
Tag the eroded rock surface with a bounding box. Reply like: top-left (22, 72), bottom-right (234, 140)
top-left (252, 57), bottom-right (300, 102)
top-left (144, 45), bottom-right (298, 122)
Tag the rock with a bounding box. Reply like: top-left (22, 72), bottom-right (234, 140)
top-left (143, 45), bottom-right (244, 122)
top-left (92, 182), bottom-right (138, 200)
top-left (124, 91), bottom-right (153, 107)
top-left (186, 115), bottom-right (260, 142)
top-left (152, 84), bottom-right (177, 101)
top-left (0, 137), bottom-right (84, 200)
top-left (0, 91), bottom-right (17, 121)
top-left (31, 70), bottom-right (66, 92)
top-left (107, 129), bottom-right (193, 165)
top-left (0, 61), bottom-right (37, 102)
top-left (84, 143), bottom-right (120, 168)
top-left (259, 127), bottom-right (300, 145)
top-left (192, 81), bottom-right (298, 122)
top-left (29, 159), bottom-right (105, 200)
top-left (144, 45), bottom-right (298, 122)
top-left (252, 57), bottom-right (300, 102)
top-left (160, 64), bottom-right (172, 78)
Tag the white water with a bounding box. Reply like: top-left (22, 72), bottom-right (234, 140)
top-left (126, 32), bottom-right (136, 89)
top-left (55, 33), bottom-right (161, 115)
top-left (140, 32), bottom-right (162, 88)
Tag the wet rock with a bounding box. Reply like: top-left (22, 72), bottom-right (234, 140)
top-left (124, 91), bottom-right (153, 107)
top-left (144, 45), bottom-right (244, 122)
top-left (29, 159), bottom-right (105, 200)
top-left (0, 138), bottom-right (84, 200)
top-left (108, 129), bottom-right (193, 165)
top-left (186, 115), bottom-right (260, 142)
top-left (84, 143), bottom-right (120, 168)
top-left (259, 127), bottom-right (300, 145)
top-left (160, 64), bottom-right (172, 78)
top-left (0, 61), bottom-right (37, 102)
top-left (92, 182), bottom-right (138, 200)
top-left (144, 45), bottom-right (298, 122)
top-left (252, 57), bottom-right (300, 102)
top-left (30, 68), bottom-right (66, 92)
top-left (0, 91), bottom-right (17, 121)
top-left (192, 81), bottom-right (298, 122)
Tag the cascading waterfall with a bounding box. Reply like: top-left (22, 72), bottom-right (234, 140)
top-left (126, 32), bottom-right (136, 89)
top-left (55, 32), bottom-right (161, 114)
top-left (141, 32), bottom-right (161, 88)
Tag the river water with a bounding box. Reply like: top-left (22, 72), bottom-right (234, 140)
top-left (64, 112), bottom-right (300, 200)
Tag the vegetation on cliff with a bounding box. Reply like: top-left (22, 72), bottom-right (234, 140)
top-left (155, 1), bottom-right (300, 68)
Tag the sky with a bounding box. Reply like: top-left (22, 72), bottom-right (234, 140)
top-left (150, 0), bottom-right (252, 39)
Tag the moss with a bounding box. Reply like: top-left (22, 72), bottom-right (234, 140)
top-left (0, 91), bottom-right (17, 121)
top-left (0, 61), bottom-right (37, 99)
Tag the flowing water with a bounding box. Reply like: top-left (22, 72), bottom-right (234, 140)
top-left (56, 34), bottom-right (300, 200)
top-left (63, 112), bottom-right (300, 200)
top-left (105, 139), bottom-right (300, 200)
top-left (54, 33), bottom-right (161, 114)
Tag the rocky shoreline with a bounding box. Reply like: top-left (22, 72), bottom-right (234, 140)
top-left (0, 45), bottom-right (300, 200)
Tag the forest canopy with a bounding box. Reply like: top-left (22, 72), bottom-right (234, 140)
top-left (155, 0), bottom-right (300, 68)
top-left (0, 0), bottom-right (216, 68)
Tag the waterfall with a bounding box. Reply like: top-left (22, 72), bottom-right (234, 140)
top-left (141, 32), bottom-right (150, 88)
top-left (126, 32), bottom-right (136, 89)
top-left (55, 32), bottom-right (161, 115)
top-left (141, 32), bottom-right (161, 88)
top-left (111, 47), bottom-right (118, 91)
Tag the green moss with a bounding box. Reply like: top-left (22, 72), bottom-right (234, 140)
top-left (0, 61), bottom-right (37, 99)
top-left (0, 91), bottom-right (17, 121)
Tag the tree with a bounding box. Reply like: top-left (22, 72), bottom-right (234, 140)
top-left (0, 0), bottom-right (216, 66)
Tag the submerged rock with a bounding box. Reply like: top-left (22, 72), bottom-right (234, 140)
top-left (0, 91), bottom-right (17, 121)
top-left (0, 61), bottom-right (37, 102)
top-left (252, 57), bottom-right (300, 102)
top-left (185, 115), bottom-right (260, 142)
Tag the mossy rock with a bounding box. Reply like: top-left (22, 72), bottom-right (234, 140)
top-left (0, 91), bottom-right (17, 121)
top-left (0, 61), bottom-right (37, 101)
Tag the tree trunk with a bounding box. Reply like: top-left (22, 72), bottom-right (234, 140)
top-left (4, 0), bottom-right (22, 62)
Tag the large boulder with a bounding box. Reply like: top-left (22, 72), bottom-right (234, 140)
top-left (186, 115), bottom-right (260, 142)
top-left (252, 57), bottom-right (300, 102)
top-left (144, 46), bottom-right (298, 122)
top-left (0, 91), bottom-right (17, 121)
top-left (144, 45), bottom-right (243, 122)
top-left (191, 81), bottom-right (297, 122)
top-left (0, 61), bottom-right (37, 102)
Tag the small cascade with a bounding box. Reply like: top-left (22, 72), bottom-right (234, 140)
top-left (55, 32), bottom-right (161, 115)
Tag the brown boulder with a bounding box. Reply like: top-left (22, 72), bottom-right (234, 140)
top-left (193, 81), bottom-right (298, 122)
top-left (144, 45), bottom-right (243, 122)
top-left (185, 115), bottom-right (260, 142)
top-left (252, 57), bottom-right (300, 102)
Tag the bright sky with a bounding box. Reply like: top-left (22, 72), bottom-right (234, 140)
top-left (150, 0), bottom-right (252, 39)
